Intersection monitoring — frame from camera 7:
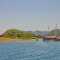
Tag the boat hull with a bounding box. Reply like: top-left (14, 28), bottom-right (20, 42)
top-left (43, 38), bottom-right (57, 41)
top-left (43, 38), bottom-right (60, 41)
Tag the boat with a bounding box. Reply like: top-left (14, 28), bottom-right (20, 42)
top-left (43, 24), bottom-right (59, 41)
top-left (43, 36), bottom-right (57, 41)
top-left (55, 36), bottom-right (60, 41)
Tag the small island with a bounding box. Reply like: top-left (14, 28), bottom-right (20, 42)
top-left (0, 29), bottom-right (43, 42)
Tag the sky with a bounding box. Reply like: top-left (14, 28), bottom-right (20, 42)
top-left (0, 0), bottom-right (60, 34)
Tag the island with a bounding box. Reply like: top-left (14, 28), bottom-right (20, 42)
top-left (0, 29), bottom-right (43, 42)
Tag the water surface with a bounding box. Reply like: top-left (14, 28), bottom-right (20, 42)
top-left (0, 40), bottom-right (60, 60)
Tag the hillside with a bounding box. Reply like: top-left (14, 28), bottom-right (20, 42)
top-left (26, 31), bottom-right (48, 36)
top-left (45, 29), bottom-right (60, 36)
top-left (1, 29), bottom-right (42, 39)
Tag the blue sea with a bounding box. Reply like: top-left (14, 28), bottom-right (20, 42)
top-left (0, 40), bottom-right (60, 60)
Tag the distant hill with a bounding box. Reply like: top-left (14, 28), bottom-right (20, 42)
top-left (2, 29), bottom-right (42, 39)
top-left (26, 31), bottom-right (48, 36)
top-left (45, 29), bottom-right (60, 36)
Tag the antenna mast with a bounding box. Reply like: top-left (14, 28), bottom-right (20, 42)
top-left (55, 24), bottom-right (57, 37)
top-left (48, 25), bottom-right (49, 32)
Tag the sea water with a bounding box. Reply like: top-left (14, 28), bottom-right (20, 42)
top-left (0, 40), bottom-right (60, 60)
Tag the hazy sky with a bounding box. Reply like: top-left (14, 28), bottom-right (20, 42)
top-left (0, 0), bottom-right (60, 34)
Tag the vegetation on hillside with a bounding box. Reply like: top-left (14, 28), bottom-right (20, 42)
top-left (2, 29), bottom-right (42, 39)
top-left (45, 29), bottom-right (60, 36)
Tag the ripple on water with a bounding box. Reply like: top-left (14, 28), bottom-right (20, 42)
top-left (0, 40), bottom-right (60, 60)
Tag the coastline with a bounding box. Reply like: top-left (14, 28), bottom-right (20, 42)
top-left (0, 37), bottom-right (36, 42)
